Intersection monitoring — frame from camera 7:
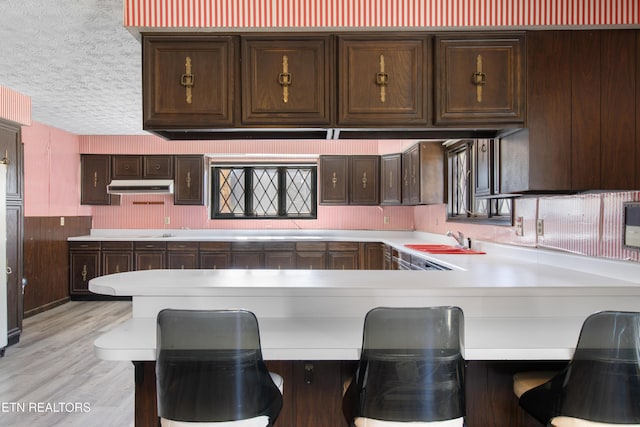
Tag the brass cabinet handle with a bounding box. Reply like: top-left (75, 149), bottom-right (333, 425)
top-left (93, 171), bottom-right (98, 188)
top-left (180, 56), bottom-right (194, 104)
top-left (115, 264), bottom-right (120, 273)
top-left (471, 54), bottom-right (486, 102)
top-left (81, 265), bottom-right (88, 282)
top-left (186, 171), bottom-right (192, 189)
top-left (389, 171), bottom-right (393, 188)
top-left (362, 172), bottom-right (368, 189)
top-left (331, 172), bottom-right (338, 188)
top-left (278, 55), bottom-right (292, 103)
top-left (0, 149), bottom-right (10, 165)
top-left (375, 55), bottom-right (389, 103)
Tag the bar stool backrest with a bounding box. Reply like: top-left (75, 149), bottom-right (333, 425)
top-left (520, 311), bottom-right (640, 425)
top-left (156, 309), bottom-right (283, 424)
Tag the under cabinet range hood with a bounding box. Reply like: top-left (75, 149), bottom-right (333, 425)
top-left (107, 179), bottom-right (174, 195)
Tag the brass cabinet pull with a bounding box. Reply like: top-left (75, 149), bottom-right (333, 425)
top-left (362, 172), bottom-right (368, 189)
top-left (115, 264), bottom-right (120, 273)
top-left (180, 56), bottom-right (194, 104)
top-left (186, 171), bottom-right (192, 189)
top-left (471, 54), bottom-right (486, 102)
top-left (81, 265), bottom-right (88, 282)
top-left (389, 171), bottom-right (393, 188)
top-left (331, 172), bottom-right (338, 188)
top-left (375, 55), bottom-right (389, 103)
top-left (0, 149), bottom-right (10, 165)
top-left (278, 55), bottom-right (292, 103)
top-left (93, 171), bottom-right (98, 188)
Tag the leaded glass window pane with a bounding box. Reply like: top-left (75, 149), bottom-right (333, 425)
top-left (286, 168), bottom-right (313, 216)
top-left (252, 168), bottom-right (279, 216)
top-left (218, 168), bottom-right (245, 215)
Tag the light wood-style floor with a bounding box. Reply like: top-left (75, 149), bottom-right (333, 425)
top-left (0, 301), bottom-right (135, 427)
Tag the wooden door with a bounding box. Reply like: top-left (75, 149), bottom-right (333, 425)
top-left (6, 204), bottom-right (23, 342)
top-left (174, 156), bottom-right (204, 205)
top-left (349, 156), bottom-right (379, 205)
top-left (0, 122), bottom-right (22, 201)
top-left (81, 155), bottom-right (119, 205)
top-left (167, 242), bottom-right (199, 269)
top-left (134, 242), bottom-right (166, 270)
top-left (295, 252), bottom-right (327, 270)
top-left (380, 154), bottom-right (401, 205)
top-left (337, 35), bottom-right (429, 126)
top-left (232, 252), bottom-right (264, 269)
top-left (360, 243), bottom-right (384, 270)
top-left (111, 155), bottom-right (142, 179)
top-left (143, 155), bottom-right (174, 179)
top-left (435, 33), bottom-right (525, 125)
top-left (264, 252), bottom-right (295, 269)
top-left (142, 35), bottom-right (236, 129)
top-left (474, 139), bottom-right (492, 196)
top-left (241, 36), bottom-right (332, 125)
top-left (327, 242), bottom-right (359, 270)
top-left (102, 252), bottom-right (133, 275)
top-left (69, 243), bottom-right (100, 295)
top-left (200, 252), bottom-right (231, 269)
top-left (319, 156), bottom-right (348, 204)
top-left (401, 150), bottom-right (412, 205)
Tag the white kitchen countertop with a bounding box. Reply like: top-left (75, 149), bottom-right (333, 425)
top-left (89, 230), bottom-right (640, 362)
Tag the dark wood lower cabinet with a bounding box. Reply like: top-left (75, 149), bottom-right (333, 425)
top-left (133, 359), bottom-right (567, 427)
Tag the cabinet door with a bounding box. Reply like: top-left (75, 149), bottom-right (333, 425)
top-left (102, 252), bottom-right (133, 275)
top-left (360, 243), bottom-right (384, 270)
top-left (295, 252), bottom-right (327, 270)
top-left (81, 155), bottom-right (119, 205)
top-left (142, 35), bottom-right (236, 129)
top-left (264, 252), bottom-right (295, 269)
top-left (380, 154), bottom-right (402, 205)
top-left (402, 145), bottom-right (420, 205)
top-left (319, 156), bottom-right (348, 205)
top-left (232, 252), bottom-right (264, 269)
top-left (167, 242), bottom-right (199, 269)
top-left (200, 252), bottom-right (231, 269)
top-left (143, 155), bottom-right (174, 179)
top-left (435, 33), bottom-right (525, 125)
top-left (134, 242), bottom-right (166, 270)
top-left (349, 156), bottom-right (379, 205)
top-left (6, 204), bottom-right (23, 341)
top-left (69, 248), bottom-right (100, 295)
top-left (241, 36), bottom-right (331, 125)
top-left (474, 139), bottom-right (492, 196)
top-left (338, 35), bottom-right (429, 126)
top-left (174, 156), bottom-right (205, 205)
top-left (112, 155), bottom-right (142, 179)
top-left (401, 150), bottom-right (412, 205)
top-left (0, 122), bottom-right (22, 201)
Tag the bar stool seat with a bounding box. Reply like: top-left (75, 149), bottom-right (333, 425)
top-left (354, 416), bottom-right (465, 426)
top-left (549, 417), bottom-right (640, 427)
top-left (512, 371), bottom-right (557, 398)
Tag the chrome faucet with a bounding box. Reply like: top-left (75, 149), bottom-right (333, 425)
top-left (446, 230), bottom-right (466, 248)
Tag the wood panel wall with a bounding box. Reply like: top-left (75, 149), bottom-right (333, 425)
top-left (23, 216), bottom-right (92, 317)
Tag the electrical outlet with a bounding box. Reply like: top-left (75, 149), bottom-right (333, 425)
top-left (164, 216), bottom-right (171, 225)
top-left (514, 216), bottom-right (524, 236)
top-left (383, 216), bottom-right (389, 224)
top-left (60, 216), bottom-right (65, 226)
top-left (537, 219), bottom-right (544, 237)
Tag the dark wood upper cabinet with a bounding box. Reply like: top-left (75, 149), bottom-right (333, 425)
top-left (319, 155), bottom-right (349, 204)
top-left (241, 35), bottom-right (332, 125)
top-left (112, 155), bottom-right (142, 179)
top-left (0, 121), bottom-right (23, 201)
top-left (380, 153), bottom-right (402, 205)
top-left (337, 34), bottom-right (430, 126)
top-left (320, 155), bottom-right (379, 205)
top-left (474, 139), bottom-right (492, 197)
top-left (349, 156), bottom-right (379, 205)
top-left (435, 33), bottom-right (525, 125)
top-left (143, 155), bottom-right (174, 179)
top-left (142, 35), bottom-right (236, 130)
top-left (402, 142), bottom-right (444, 205)
top-left (174, 155), bottom-right (205, 205)
top-left (81, 154), bottom-right (120, 206)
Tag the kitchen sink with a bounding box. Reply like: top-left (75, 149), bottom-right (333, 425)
top-left (405, 244), bottom-right (485, 255)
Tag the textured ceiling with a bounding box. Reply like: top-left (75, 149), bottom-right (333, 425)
top-left (0, 0), bottom-right (144, 135)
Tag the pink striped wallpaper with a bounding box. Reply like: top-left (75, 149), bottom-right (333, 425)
top-left (0, 85), bottom-right (31, 126)
top-left (124, 0), bottom-right (640, 28)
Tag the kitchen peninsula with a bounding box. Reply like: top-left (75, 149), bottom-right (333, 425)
top-left (88, 230), bottom-right (640, 427)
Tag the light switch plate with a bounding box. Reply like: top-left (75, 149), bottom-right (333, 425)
top-left (536, 219), bottom-right (544, 237)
